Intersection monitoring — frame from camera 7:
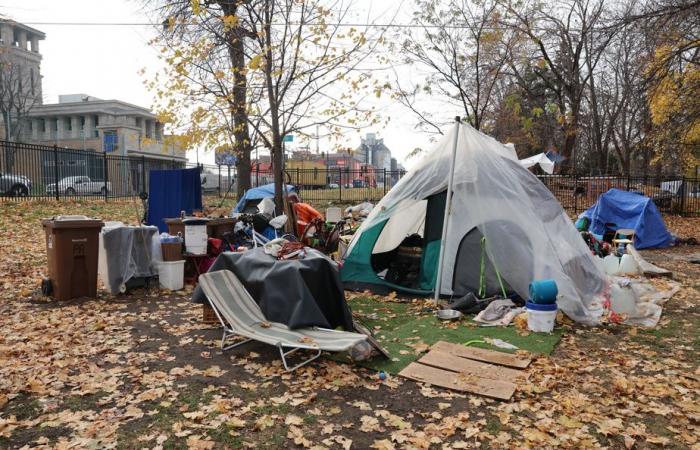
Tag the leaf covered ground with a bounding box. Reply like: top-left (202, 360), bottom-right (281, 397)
top-left (0, 200), bottom-right (698, 449)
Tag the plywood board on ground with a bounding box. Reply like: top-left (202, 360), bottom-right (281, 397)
top-left (398, 362), bottom-right (516, 400)
top-left (432, 340), bottom-right (531, 369)
top-left (419, 349), bottom-right (528, 383)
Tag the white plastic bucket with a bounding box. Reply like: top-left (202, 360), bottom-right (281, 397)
top-left (526, 301), bottom-right (557, 333)
top-left (158, 260), bottom-right (185, 290)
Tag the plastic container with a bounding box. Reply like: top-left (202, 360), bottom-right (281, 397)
top-left (183, 218), bottom-right (209, 255)
top-left (526, 301), bottom-right (557, 332)
top-left (603, 255), bottom-right (620, 275)
top-left (610, 284), bottom-right (636, 315)
top-left (618, 254), bottom-right (639, 276)
top-left (158, 260), bottom-right (185, 290)
top-left (42, 215), bottom-right (104, 301)
top-left (326, 207), bottom-right (342, 223)
top-left (528, 279), bottom-right (558, 304)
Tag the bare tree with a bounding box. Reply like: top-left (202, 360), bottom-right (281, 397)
top-left (241, 0), bottom-right (387, 211)
top-left (0, 49), bottom-right (40, 171)
top-left (503, 0), bottom-right (616, 172)
top-left (395, 0), bottom-right (512, 134)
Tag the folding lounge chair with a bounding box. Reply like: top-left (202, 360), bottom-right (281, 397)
top-left (198, 270), bottom-right (367, 371)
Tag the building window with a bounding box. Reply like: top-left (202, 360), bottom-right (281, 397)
top-left (93, 115), bottom-right (99, 138)
top-left (66, 117), bottom-right (72, 132)
top-left (40, 119), bottom-right (45, 133)
top-left (30, 68), bottom-right (34, 96)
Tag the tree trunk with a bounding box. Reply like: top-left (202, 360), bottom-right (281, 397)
top-left (221, 1), bottom-right (252, 199)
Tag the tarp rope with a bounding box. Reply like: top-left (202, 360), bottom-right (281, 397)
top-left (478, 237), bottom-right (508, 298)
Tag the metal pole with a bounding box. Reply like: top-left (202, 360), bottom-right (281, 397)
top-left (103, 152), bottom-right (109, 201)
top-left (53, 144), bottom-right (59, 201)
top-left (433, 117), bottom-right (461, 303)
top-left (141, 155), bottom-right (146, 196)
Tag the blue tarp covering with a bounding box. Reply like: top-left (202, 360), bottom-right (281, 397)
top-left (233, 183), bottom-right (297, 213)
top-left (147, 168), bottom-right (203, 233)
top-left (580, 188), bottom-right (672, 249)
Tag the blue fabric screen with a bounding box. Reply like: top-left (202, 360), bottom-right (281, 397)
top-left (147, 168), bottom-right (203, 232)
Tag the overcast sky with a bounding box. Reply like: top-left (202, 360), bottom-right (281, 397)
top-left (0, 0), bottom-right (452, 168)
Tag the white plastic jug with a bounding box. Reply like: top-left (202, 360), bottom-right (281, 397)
top-left (610, 284), bottom-right (636, 315)
top-left (618, 254), bottom-right (639, 275)
top-left (603, 255), bottom-right (620, 275)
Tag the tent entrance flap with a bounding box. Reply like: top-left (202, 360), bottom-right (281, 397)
top-left (418, 190), bottom-right (446, 291)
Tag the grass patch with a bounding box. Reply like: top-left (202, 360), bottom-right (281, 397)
top-left (61, 391), bottom-right (107, 411)
top-left (338, 296), bottom-right (562, 374)
top-left (2, 395), bottom-right (42, 421)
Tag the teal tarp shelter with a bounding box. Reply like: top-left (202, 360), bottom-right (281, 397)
top-left (340, 123), bottom-right (608, 324)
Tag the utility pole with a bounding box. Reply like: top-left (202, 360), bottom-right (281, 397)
top-left (315, 124), bottom-right (319, 154)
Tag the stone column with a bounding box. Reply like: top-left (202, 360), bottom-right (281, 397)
top-left (17, 30), bottom-right (27, 50)
top-left (155, 122), bottom-right (162, 141)
top-left (44, 118), bottom-right (53, 140)
top-left (71, 116), bottom-right (80, 139)
top-left (56, 117), bottom-right (67, 140)
top-left (84, 115), bottom-right (95, 140)
top-left (0, 24), bottom-right (12, 47)
top-left (30, 36), bottom-right (39, 53)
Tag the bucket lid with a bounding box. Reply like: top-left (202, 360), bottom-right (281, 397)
top-left (183, 218), bottom-right (210, 225)
top-left (42, 216), bottom-right (104, 229)
top-left (526, 301), bottom-right (557, 311)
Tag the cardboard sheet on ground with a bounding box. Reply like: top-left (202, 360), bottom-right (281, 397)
top-left (332, 296), bottom-right (561, 374)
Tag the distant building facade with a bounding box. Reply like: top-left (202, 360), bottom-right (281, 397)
top-left (22, 94), bottom-right (185, 162)
top-left (0, 19), bottom-right (45, 140)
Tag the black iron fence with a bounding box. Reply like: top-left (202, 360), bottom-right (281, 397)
top-left (1, 140), bottom-right (698, 216)
top-left (537, 174), bottom-right (700, 216)
top-left (0, 140), bottom-right (226, 200)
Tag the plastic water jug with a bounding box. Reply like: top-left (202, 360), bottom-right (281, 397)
top-left (603, 255), bottom-right (620, 275)
top-left (610, 284), bottom-right (636, 315)
top-left (618, 254), bottom-right (639, 275)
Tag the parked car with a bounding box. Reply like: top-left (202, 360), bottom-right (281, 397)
top-left (327, 183), bottom-right (340, 189)
top-left (46, 176), bottom-right (111, 195)
top-left (0, 172), bottom-right (32, 196)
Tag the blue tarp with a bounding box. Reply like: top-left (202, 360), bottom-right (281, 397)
top-left (580, 188), bottom-right (672, 249)
top-left (233, 183), bottom-right (297, 213)
top-left (147, 168), bottom-right (203, 233)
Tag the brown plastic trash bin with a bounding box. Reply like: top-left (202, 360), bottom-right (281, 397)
top-left (42, 215), bottom-right (104, 301)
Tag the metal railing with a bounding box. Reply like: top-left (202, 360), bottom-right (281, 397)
top-left (1, 140), bottom-right (698, 216)
top-left (537, 174), bottom-right (700, 216)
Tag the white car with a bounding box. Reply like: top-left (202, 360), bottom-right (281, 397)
top-left (46, 176), bottom-right (111, 195)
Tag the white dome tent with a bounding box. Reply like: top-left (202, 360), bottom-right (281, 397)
top-left (340, 120), bottom-right (606, 324)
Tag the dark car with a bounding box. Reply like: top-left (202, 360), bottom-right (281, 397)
top-left (0, 172), bottom-right (32, 196)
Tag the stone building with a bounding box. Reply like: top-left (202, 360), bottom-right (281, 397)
top-left (22, 94), bottom-right (185, 162)
top-left (0, 19), bottom-right (45, 140)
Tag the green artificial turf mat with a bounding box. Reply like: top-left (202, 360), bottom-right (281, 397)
top-left (332, 296), bottom-right (563, 374)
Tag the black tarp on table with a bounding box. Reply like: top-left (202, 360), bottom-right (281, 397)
top-left (192, 247), bottom-right (354, 331)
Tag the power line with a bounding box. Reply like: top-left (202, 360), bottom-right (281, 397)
top-left (20, 20), bottom-right (527, 31)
